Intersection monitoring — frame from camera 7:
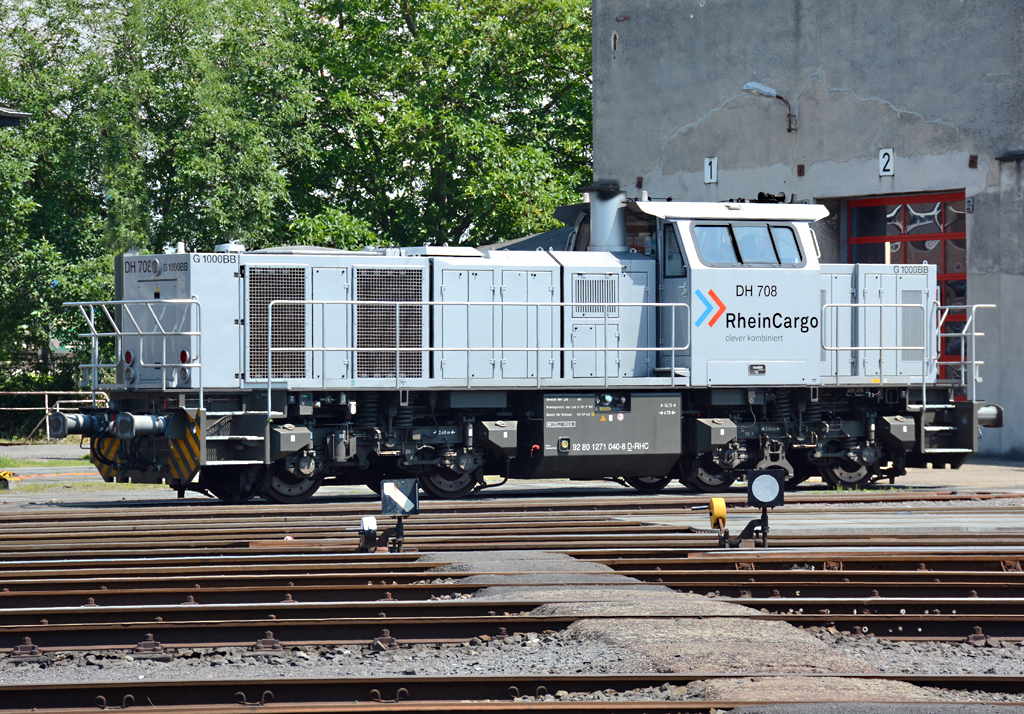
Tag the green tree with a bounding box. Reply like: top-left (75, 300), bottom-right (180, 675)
top-left (1, 0), bottom-right (320, 258)
top-left (297, 0), bottom-right (592, 246)
top-left (288, 207), bottom-right (384, 249)
top-left (0, 0), bottom-right (320, 423)
top-left (0, 0), bottom-right (593, 428)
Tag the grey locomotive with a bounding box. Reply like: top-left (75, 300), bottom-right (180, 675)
top-left (50, 189), bottom-right (1003, 502)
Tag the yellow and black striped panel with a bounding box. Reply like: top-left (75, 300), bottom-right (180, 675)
top-left (169, 413), bottom-right (201, 484)
top-left (89, 436), bottom-right (121, 482)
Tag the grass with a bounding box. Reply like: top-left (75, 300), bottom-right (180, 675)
top-left (0, 454), bottom-right (92, 469)
top-left (0, 435), bottom-right (85, 446)
top-left (10, 481), bottom-right (165, 493)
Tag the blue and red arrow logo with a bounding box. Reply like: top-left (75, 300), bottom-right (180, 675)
top-left (695, 289), bottom-right (727, 327)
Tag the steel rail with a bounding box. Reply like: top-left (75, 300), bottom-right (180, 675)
top-left (2, 673), bottom-right (1024, 711)
top-left (3, 605), bottom-right (1024, 652)
top-left (3, 531), bottom-right (1024, 561)
top-left (4, 523), bottom-right (1024, 548)
top-left (1, 549), bottom-right (1022, 579)
top-left (0, 703), bottom-right (750, 714)
top-left (0, 489), bottom-right (1014, 526)
top-left (5, 593), bottom-right (1022, 629)
top-left (2, 572), bottom-right (1023, 609)
top-left (3, 504), bottom-right (1018, 532)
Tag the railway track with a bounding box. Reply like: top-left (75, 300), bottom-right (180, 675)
top-left (2, 489), bottom-right (1023, 711)
top-left (1, 597), bottom-right (1021, 651)
top-left (2, 550), bottom-right (1024, 625)
top-left (0, 502), bottom-right (1022, 556)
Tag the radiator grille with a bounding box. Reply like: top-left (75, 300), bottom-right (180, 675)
top-left (573, 275), bottom-right (618, 318)
top-left (248, 266), bottom-right (307, 380)
top-left (901, 290), bottom-right (924, 363)
top-left (356, 268), bottom-right (424, 378)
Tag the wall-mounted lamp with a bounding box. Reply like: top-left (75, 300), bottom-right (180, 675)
top-left (742, 82), bottom-right (797, 132)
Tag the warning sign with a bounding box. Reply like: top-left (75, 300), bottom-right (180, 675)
top-left (381, 479), bottom-right (419, 516)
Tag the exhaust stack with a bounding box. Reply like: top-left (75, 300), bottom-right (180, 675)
top-left (582, 180), bottom-right (627, 252)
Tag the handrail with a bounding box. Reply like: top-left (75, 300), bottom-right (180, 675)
top-left (935, 303), bottom-right (994, 403)
top-left (820, 301), bottom-right (930, 367)
top-left (821, 301), bottom-right (930, 449)
top-left (265, 299), bottom-right (691, 423)
top-left (821, 300), bottom-right (994, 453)
top-left (64, 298), bottom-right (204, 406)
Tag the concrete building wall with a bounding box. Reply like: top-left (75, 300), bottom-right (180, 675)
top-left (592, 0), bottom-right (1024, 456)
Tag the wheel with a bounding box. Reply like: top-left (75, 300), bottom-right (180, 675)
top-left (359, 466), bottom-right (387, 495)
top-left (418, 467), bottom-right (476, 499)
top-left (681, 453), bottom-right (737, 493)
top-left (820, 460), bottom-right (873, 489)
top-left (199, 465), bottom-right (261, 503)
top-left (624, 474), bottom-right (673, 493)
top-left (264, 463), bottom-right (324, 503)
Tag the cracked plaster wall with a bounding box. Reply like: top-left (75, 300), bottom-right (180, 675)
top-left (593, 0), bottom-right (1024, 455)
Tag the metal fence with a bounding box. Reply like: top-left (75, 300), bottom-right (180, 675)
top-left (0, 391), bottom-right (108, 442)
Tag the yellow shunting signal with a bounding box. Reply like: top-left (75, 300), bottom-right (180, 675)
top-left (709, 497), bottom-right (727, 528)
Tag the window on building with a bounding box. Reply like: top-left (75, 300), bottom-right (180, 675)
top-left (848, 191), bottom-right (967, 383)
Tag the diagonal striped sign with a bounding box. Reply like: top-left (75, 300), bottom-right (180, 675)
top-left (90, 435), bottom-right (121, 481)
top-left (168, 412), bottom-right (201, 485)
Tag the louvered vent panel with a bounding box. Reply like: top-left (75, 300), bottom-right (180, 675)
top-left (573, 275), bottom-right (618, 318)
top-left (901, 290), bottom-right (924, 363)
top-left (356, 268), bottom-right (424, 378)
top-left (248, 266), bottom-right (307, 380)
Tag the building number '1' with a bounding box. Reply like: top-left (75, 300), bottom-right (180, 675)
top-left (705, 157), bottom-right (718, 184)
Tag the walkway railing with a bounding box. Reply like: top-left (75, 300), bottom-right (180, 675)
top-left (264, 298), bottom-right (691, 413)
top-left (821, 300), bottom-right (994, 453)
top-left (65, 298), bottom-right (203, 404)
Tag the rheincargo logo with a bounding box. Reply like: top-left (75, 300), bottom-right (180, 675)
top-left (725, 312), bottom-right (819, 333)
top-left (694, 289), bottom-right (726, 327)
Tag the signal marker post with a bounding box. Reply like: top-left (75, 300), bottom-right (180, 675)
top-left (381, 479), bottom-right (419, 553)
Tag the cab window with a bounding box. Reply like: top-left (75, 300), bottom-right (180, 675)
top-left (663, 224), bottom-right (686, 277)
top-left (733, 225), bottom-right (776, 263)
top-left (693, 222), bottom-right (804, 267)
top-left (771, 225), bottom-right (802, 263)
top-left (694, 225), bottom-right (740, 264)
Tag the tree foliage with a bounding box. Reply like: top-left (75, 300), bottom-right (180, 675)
top-left (0, 0), bottom-right (592, 408)
top-left (300, 0), bottom-right (592, 246)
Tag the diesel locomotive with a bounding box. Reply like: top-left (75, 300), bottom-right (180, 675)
top-left (50, 187), bottom-right (1003, 502)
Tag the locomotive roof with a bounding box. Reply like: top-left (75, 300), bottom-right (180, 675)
top-left (632, 200), bottom-right (829, 222)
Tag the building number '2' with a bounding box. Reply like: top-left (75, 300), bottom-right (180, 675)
top-left (879, 149), bottom-right (895, 177)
